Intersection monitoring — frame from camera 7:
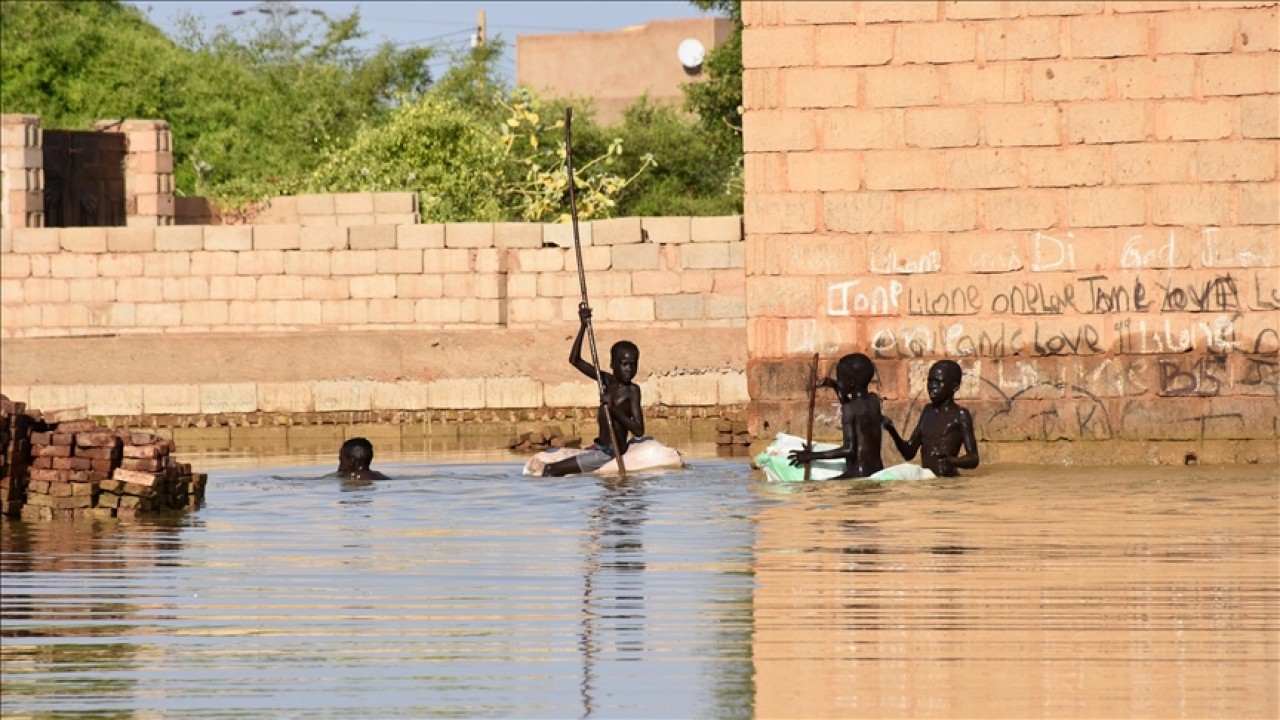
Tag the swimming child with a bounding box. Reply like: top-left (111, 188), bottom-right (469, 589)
top-left (787, 353), bottom-right (885, 479)
top-left (542, 303), bottom-right (644, 476)
top-left (882, 359), bottom-right (980, 477)
top-left (336, 437), bottom-right (390, 481)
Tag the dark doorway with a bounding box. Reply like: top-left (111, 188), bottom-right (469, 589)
top-left (42, 130), bottom-right (126, 227)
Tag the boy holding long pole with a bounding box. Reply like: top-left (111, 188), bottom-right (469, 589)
top-left (540, 109), bottom-right (639, 477)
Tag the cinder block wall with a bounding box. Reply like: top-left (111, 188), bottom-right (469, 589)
top-left (0, 215), bottom-right (744, 335)
top-left (175, 192), bottom-right (422, 227)
top-left (0, 215), bottom-right (748, 425)
top-left (0, 115), bottom-right (44, 229)
top-left (742, 1), bottom-right (1279, 464)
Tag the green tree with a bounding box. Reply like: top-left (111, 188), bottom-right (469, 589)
top-left (682, 0), bottom-right (743, 157)
top-left (0, 0), bottom-right (433, 200)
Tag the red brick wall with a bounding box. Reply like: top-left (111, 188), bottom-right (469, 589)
top-left (741, 1), bottom-right (1279, 463)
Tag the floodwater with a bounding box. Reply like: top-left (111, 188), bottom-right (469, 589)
top-left (1, 444), bottom-right (1276, 719)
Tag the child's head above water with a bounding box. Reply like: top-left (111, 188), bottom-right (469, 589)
top-left (338, 437), bottom-right (374, 472)
top-left (927, 360), bottom-right (963, 405)
top-left (836, 353), bottom-right (875, 389)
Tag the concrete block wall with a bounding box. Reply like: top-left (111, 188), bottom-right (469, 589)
top-left (0, 114), bottom-right (44, 229)
top-left (0, 372), bottom-right (751, 422)
top-left (0, 215), bottom-right (744, 337)
top-left (174, 192), bottom-right (420, 227)
top-left (227, 192), bottom-right (421, 227)
top-left (0, 115), bottom-right (176, 229)
top-left (95, 119), bottom-right (176, 228)
top-left (0, 215), bottom-right (747, 426)
top-left (742, 1), bottom-right (1279, 463)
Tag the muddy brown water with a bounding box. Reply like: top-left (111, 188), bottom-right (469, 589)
top-left (1, 442), bottom-right (1276, 718)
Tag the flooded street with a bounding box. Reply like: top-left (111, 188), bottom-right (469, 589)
top-left (2, 448), bottom-right (1276, 718)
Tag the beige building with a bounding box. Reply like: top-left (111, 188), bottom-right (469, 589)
top-left (516, 17), bottom-right (736, 125)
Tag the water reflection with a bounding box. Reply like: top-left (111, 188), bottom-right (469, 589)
top-left (0, 455), bottom-right (758, 718)
top-left (751, 464), bottom-right (1280, 719)
top-left (1, 516), bottom-right (188, 715)
top-left (1, 453), bottom-right (1275, 719)
top-left (579, 477), bottom-right (649, 716)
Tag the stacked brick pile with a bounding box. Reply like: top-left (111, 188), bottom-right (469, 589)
top-left (24, 420), bottom-right (115, 520)
top-left (0, 395), bottom-right (206, 521)
top-left (98, 433), bottom-right (205, 519)
top-left (1, 396), bottom-right (36, 516)
top-left (23, 427), bottom-right (206, 521)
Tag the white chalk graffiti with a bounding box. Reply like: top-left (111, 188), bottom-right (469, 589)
top-left (1120, 230), bottom-right (1180, 269)
top-left (967, 247), bottom-right (1022, 272)
top-left (827, 279), bottom-right (903, 316)
top-left (869, 248), bottom-right (941, 275)
top-left (1031, 231), bottom-right (1076, 272)
top-left (1200, 227), bottom-right (1274, 268)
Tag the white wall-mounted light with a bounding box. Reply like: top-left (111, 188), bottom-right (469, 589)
top-left (677, 38), bottom-right (706, 73)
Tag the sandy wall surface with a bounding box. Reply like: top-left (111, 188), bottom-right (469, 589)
top-left (740, 1), bottom-right (1279, 464)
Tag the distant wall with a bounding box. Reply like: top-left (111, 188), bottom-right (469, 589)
top-left (517, 17), bottom-right (737, 124)
top-left (741, 1), bottom-right (1279, 465)
top-left (0, 116), bottom-right (175, 229)
top-left (0, 215), bottom-right (744, 337)
top-left (0, 214), bottom-right (749, 434)
top-left (174, 192), bottom-right (421, 228)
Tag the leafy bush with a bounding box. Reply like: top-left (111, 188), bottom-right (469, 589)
top-left (0, 0), bottom-right (432, 202)
top-left (2, 0), bottom-right (743, 219)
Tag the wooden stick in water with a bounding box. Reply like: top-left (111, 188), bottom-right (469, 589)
top-left (804, 352), bottom-right (819, 482)
top-left (565, 108), bottom-right (627, 479)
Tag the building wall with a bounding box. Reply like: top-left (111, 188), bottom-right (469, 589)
top-left (0, 116), bottom-right (175, 229)
top-left (517, 17), bottom-right (736, 125)
top-left (0, 213), bottom-right (748, 429)
top-left (0, 213), bottom-right (744, 337)
top-left (741, 1), bottom-right (1279, 463)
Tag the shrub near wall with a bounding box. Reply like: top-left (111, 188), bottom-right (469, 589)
top-left (741, 1), bottom-right (1279, 464)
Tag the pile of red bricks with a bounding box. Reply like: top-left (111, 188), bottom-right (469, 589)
top-left (1, 394), bottom-right (206, 521)
top-left (1, 396), bottom-right (35, 515)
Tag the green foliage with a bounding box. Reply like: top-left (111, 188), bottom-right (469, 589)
top-left (302, 92), bottom-right (505, 222)
top-left (0, 0), bottom-right (432, 203)
top-left (301, 81), bottom-right (653, 223)
top-left (499, 92), bottom-right (655, 222)
top-left (683, 0), bottom-right (744, 157)
top-left (609, 98), bottom-right (742, 216)
top-left (1, 0), bottom-right (743, 220)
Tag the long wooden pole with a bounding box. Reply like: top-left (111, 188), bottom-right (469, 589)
top-left (804, 353), bottom-right (819, 482)
top-left (565, 108), bottom-right (627, 479)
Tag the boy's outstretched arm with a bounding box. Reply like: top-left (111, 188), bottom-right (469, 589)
top-left (882, 415), bottom-right (920, 460)
top-left (569, 303), bottom-right (602, 381)
top-left (788, 410), bottom-right (856, 466)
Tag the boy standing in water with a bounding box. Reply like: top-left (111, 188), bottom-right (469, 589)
top-left (787, 353), bottom-right (885, 479)
top-left (882, 359), bottom-right (980, 477)
top-left (542, 303), bottom-right (645, 476)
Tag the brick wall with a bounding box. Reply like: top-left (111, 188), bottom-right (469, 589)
top-left (0, 215), bottom-right (748, 425)
top-left (742, 1), bottom-right (1279, 463)
top-left (0, 115), bottom-right (44, 229)
top-left (0, 215), bottom-right (743, 336)
top-left (175, 192), bottom-right (422, 227)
